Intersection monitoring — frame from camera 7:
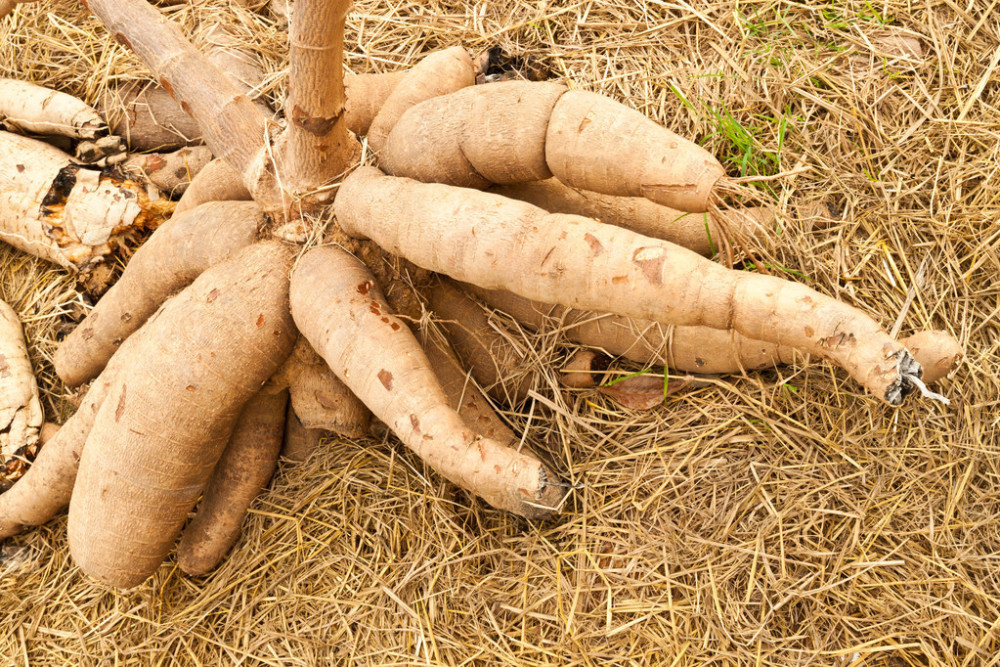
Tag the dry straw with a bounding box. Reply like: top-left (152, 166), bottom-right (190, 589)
top-left (2, 0), bottom-right (998, 664)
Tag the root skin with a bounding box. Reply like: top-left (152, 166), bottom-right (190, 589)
top-left (67, 241), bottom-right (297, 588)
top-left (122, 146), bottom-right (213, 197)
top-left (290, 246), bottom-right (561, 519)
top-left (177, 387), bottom-right (288, 576)
top-left (101, 83), bottom-right (204, 152)
top-left (0, 300), bottom-right (42, 462)
top-left (469, 286), bottom-right (958, 386)
top-left (0, 79), bottom-right (107, 139)
top-left (426, 279), bottom-right (533, 404)
top-left (55, 200), bottom-right (265, 388)
top-left (281, 405), bottom-right (324, 462)
top-left (367, 47), bottom-right (476, 153)
top-left (421, 331), bottom-right (518, 447)
top-left (492, 179), bottom-right (773, 256)
top-left (381, 82), bottom-right (726, 212)
top-left (345, 70), bottom-right (407, 137)
top-left (174, 158), bottom-right (251, 214)
top-left (0, 331), bottom-right (141, 539)
top-left (336, 168), bottom-right (916, 405)
top-left (273, 337), bottom-right (371, 437)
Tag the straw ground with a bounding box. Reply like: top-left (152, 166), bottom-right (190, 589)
top-left (2, 0), bottom-right (999, 664)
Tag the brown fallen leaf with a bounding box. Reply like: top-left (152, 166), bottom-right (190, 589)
top-left (598, 373), bottom-right (702, 410)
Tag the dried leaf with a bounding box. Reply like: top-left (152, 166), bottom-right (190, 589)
top-left (599, 374), bottom-right (699, 410)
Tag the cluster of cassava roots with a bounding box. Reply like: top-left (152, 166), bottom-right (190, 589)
top-left (0, 0), bottom-right (962, 588)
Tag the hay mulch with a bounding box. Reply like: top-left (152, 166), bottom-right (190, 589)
top-left (2, 0), bottom-right (999, 664)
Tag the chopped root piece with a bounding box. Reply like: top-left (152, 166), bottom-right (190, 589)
top-left (0, 79), bottom-right (107, 139)
top-left (121, 145), bottom-right (214, 196)
top-left (0, 131), bottom-right (172, 270)
top-left (290, 246), bottom-right (561, 519)
top-left (0, 300), bottom-right (42, 470)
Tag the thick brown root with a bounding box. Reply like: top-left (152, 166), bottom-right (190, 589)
top-left (100, 83), bottom-right (203, 152)
top-left (336, 168), bottom-right (918, 405)
top-left (55, 200), bottom-right (265, 387)
top-left (121, 146), bottom-right (214, 197)
top-left (492, 179), bottom-right (773, 257)
top-left (0, 131), bottom-right (171, 270)
top-left (426, 279), bottom-right (533, 404)
top-left (67, 241), bottom-right (297, 588)
top-left (366, 47), bottom-right (476, 153)
top-left (0, 300), bottom-right (42, 464)
top-left (174, 158), bottom-right (252, 214)
top-left (468, 285), bottom-right (960, 386)
top-left (176, 386), bottom-right (288, 576)
top-left (381, 82), bottom-right (726, 212)
top-left (290, 246), bottom-right (561, 519)
top-left (0, 79), bottom-right (107, 139)
top-left (272, 338), bottom-right (371, 437)
top-left (421, 331), bottom-right (518, 446)
top-left (281, 405), bottom-right (325, 462)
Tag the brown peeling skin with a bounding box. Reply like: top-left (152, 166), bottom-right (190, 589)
top-left (281, 404), bottom-right (325, 462)
top-left (291, 105), bottom-right (342, 136)
top-left (426, 278), bottom-right (534, 404)
top-left (100, 82), bottom-right (204, 152)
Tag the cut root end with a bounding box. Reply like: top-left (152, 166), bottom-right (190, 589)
top-left (883, 350), bottom-right (921, 406)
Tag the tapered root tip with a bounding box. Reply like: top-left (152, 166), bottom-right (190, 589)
top-left (884, 350), bottom-right (921, 406)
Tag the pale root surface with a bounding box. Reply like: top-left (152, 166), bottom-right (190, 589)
top-left (0, 79), bottom-right (105, 138)
top-left (0, 132), bottom-right (166, 269)
top-left (381, 81), bottom-right (726, 211)
top-left (67, 242), bottom-right (296, 588)
top-left (0, 300), bottom-right (41, 462)
top-left (290, 246), bottom-right (561, 519)
top-left (337, 168), bottom-right (914, 404)
top-left (54, 200), bottom-right (264, 387)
